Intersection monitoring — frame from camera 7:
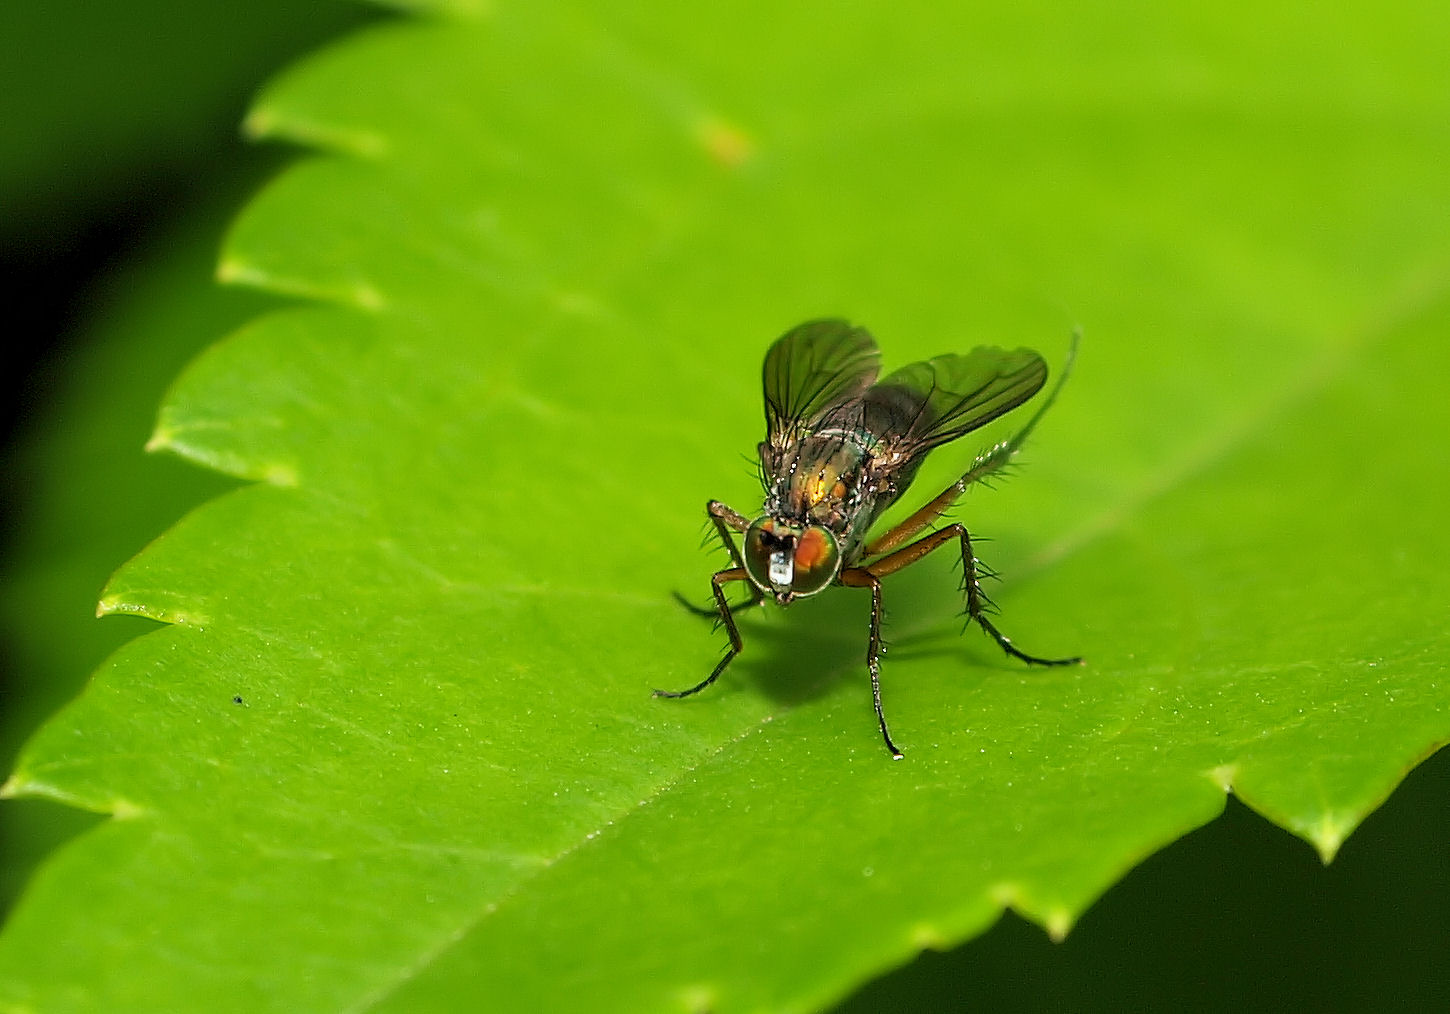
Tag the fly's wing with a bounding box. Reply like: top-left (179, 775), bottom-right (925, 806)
top-left (863, 346), bottom-right (1048, 468)
top-left (762, 319), bottom-right (881, 449)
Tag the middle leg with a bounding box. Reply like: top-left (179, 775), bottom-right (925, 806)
top-left (839, 567), bottom-right (903, 759)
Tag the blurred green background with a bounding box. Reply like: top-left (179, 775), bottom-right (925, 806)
top-left (1, 4), bottom-right (1445, 1010)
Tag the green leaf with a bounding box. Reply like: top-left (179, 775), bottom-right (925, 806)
top-left (0, 181), bottom-right (273, 911)
top-left (4, 1), bottom-right (1450, 1011)
top-left (0, 0), bottom-right (387, 921)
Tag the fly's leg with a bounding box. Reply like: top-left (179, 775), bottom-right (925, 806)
top-left (706, 500), bottom-right (751, 567)
top-left (951, 524), bottom-right (1081, 666)
top-left (678, 501), bottom-right (765, 617)
top-left (708, 500), bottom-right (765, 610)
top-left (655, 567), bottom-right (751, 699)
top-left (840, 568), bottom-right (902, 758)
top-left (865, 524), bottom-right (1081, 667)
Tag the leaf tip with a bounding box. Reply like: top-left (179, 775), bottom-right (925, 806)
top-left (990, 882), bottom-right (1075, 941)
top-left (351, 283), bottom-right (388, 312)
top-left (988, 881), bottom-right (1021, 908)
top-left (144, 424), bottom-right (176, 455)
top-left (110, 798), bottom-right (150, 821)
top-left (242, 106), bottom-right (390, 160)
top-left (0, 773), bottom-right (146, 820)
top-left (263, 461), bottom-right (301, 486)
top-left (216, 256), bottom-right (265, 288)
top-left (216, 257), bottom-right (387, 312)
top-left (1207, 763), bottom-right (1239, 793)
top-left (97, 594), bottom-right (210, 627)
top-left (908, 922), bottom-right (949, 950)
top-left (1044, 907), bottom-right (1075, 942)
top-left (0, 771), bottom-right (55, 803)
top-left (676, 984), bottom-right (717, 1014)
top-left (692, 115), bottom-right (755, 169)
top-left (1306, 811), bottom-right (1355, 864)
top-left (241, 106), bottom-right (278, 141)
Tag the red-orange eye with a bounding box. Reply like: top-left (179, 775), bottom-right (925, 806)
top-left (791, 525), bottom-right (840, 594)
top-left (794, 527), bottom-right (830, 571)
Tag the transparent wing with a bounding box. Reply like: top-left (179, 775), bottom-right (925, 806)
top-left (862, 346), bottom-right (1048, 463)
top-left (762, 319), bottom-right (881, 447)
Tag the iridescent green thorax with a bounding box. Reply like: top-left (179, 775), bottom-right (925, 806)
top-left (761, 424), bottom-right (920, 563)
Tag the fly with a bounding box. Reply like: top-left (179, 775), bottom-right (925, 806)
top-left (656, 319), bottom-right (1081, 758)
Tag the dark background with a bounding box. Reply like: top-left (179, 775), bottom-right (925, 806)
top-left (2, 5), bottom-right (1446, 1010)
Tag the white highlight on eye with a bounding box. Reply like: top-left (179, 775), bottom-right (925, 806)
top-left (768, 550), bottom-right (794, 587)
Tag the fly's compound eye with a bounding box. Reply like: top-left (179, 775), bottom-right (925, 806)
top-left (743, 518), bottom-right (791, 592)
top-left (743, 518), bottom-right (841, 598)
top-left (790, 524), bottom-right (840, 594)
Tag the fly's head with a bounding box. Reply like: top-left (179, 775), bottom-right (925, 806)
top-left (742, 517), bottom-right (841, 605)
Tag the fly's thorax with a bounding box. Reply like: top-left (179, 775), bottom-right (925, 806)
top-left (762, 429), bottom-right (882, 529)
top-left (742, 518), bottom-right (841, 603)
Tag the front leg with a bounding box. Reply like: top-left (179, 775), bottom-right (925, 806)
top-left (676, 501), bottom-right (765, 617)
top-left (655, 567), bottom-right (752, 699)
top-left (706, 500), bottom-right (751, 561)
top-left (707, 500), bottom-right (765, 611)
